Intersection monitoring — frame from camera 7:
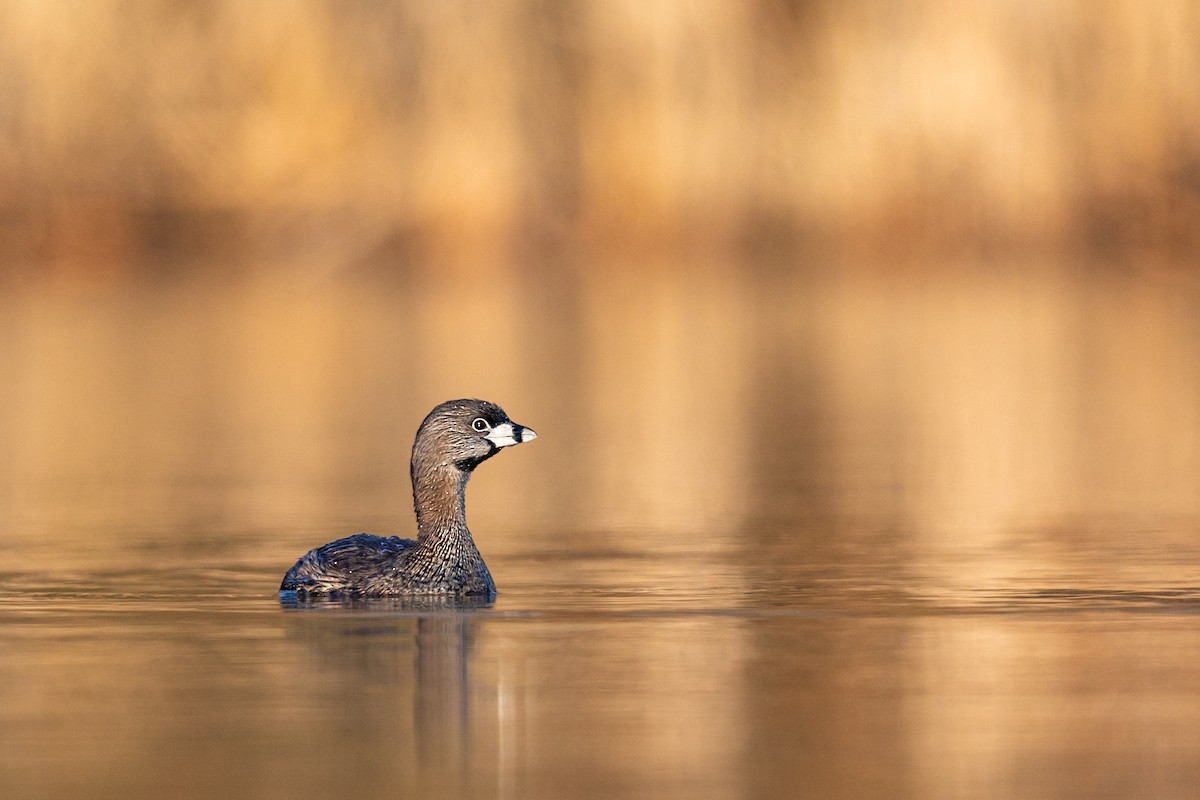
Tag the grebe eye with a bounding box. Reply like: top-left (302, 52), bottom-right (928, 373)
top-left (471, 417), bottom-right (490, 432)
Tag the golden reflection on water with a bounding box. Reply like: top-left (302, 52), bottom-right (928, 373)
top-left (4, 260), bottom-right (1199, 557)
top-left (2, 259), bottom-right (1200, 799)
top-left (8, 599), bottom-right (1200, 800)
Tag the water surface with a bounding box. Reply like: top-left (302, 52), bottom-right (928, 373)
top-left (3, 263), bottom-right (1200, 799)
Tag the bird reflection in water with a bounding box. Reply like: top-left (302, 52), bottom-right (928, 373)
top-left (280, 595), bottom-right (498, 799)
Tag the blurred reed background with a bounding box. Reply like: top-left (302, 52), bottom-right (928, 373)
top-left (1, 1), bottom-right (1197, 275)
top-left (1, 1), bottom-right (1199, 577)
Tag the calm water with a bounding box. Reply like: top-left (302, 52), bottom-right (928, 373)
top-left (3, 261), bottom-right (1200, 799)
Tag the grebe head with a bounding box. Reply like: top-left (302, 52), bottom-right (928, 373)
top-left (413, 398), bottom-right (537, 474)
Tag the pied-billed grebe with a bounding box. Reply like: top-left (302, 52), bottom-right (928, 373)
top-left (279, 399), bottom-right (536, 598)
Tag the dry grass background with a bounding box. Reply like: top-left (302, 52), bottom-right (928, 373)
top-left (0, 0), bottom-right (1197, 280)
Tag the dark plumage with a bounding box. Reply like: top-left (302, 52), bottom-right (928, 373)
top-left (279, 399), bottom-right (537, 598)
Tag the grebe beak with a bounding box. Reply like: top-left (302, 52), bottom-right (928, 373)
top-left (485, 422), bottom-right (538, 448)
